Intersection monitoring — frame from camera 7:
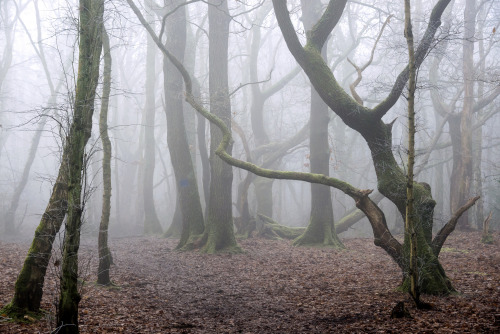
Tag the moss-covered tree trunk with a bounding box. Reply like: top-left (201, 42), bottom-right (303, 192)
top-left (142, 0), bottom-right (162, 235)
top-left (272, 0), bottom-right (457, 295)
top-left (97, 28), bottom-right (112, 286)
top-left (57, 0), bottom-right (104, 332)
top-left (163, 0), bottom-right (204, 249)
top-left (200, 0), bottom-right (239, 253)
top-left (294, 0), bottom-right (343, 248)
top-left (1, 150), bottom-right (68, 317)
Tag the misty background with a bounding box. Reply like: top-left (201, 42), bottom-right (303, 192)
top-left (1, 0), bottom-right (499, 240)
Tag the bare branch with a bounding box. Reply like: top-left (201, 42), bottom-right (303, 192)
top-left (347, 15), bottom-right (392, 105)
top-left (432, 196), bottom-right (480, 256)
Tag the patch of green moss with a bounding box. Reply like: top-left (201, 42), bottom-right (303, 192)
top-left (0, 303), bottom-right (44, 323)
top-left (481, 233), bottom-right (494, 244)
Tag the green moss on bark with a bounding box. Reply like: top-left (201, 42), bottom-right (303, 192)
top-left (0, 303), bottom-right (44, 322)
top-left (400, 223), bottom-right (455, 295)
top-left (293, 215), bottom-right (344, 248)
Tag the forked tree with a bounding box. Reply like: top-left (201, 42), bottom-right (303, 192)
top-left (1, 0), bottom-right (105, 328)
top-left (270, 0), bottom-right (479, 294)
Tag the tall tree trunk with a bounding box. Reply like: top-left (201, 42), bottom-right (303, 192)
top-left (250, 24), bottom-right (273, 219)
top-left (294, 0), bottom-right (343, 248)
top-left (451, 0), bottom-right (476, 230)
top-left (197, 107), bottom-right (210, 209)
top-left (97, 28), bottom-right (112, 286)
top-left (163, 0), bottom-right (204, 249)
top-left (200, 0), bottom-right (239, 253)
top-left (142, 0), bottom-right (162, 235)
top-left (473, 12), bottom-right (486, 228)
top-left (57, 0), bottom-right (104, 332)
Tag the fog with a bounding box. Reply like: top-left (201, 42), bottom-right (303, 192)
top-left (4, 0), bottom-right (500, 272)
top-left (1, 0), bottom-right (498, 240)
top-left (1, 0), bottom-right (500, 332)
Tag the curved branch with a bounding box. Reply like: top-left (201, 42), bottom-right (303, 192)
top-left (432, 196), bottom-right (480, 256)
top-left (126, 0), bottom-right (192, 93)
top-left (131, 0), bottom-right (403, 267)
top-left (308, 0), bottom-right (347, 49)
top-left (347, 15), bottom-right (392, 105)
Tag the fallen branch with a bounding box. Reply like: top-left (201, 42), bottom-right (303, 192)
top-left (257, 214), bottom-right (305, 240)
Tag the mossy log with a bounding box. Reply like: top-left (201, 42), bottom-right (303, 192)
top-left (257, 214), bottom-right (305, 240)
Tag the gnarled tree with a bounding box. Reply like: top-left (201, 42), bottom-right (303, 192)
top-left (269, 0), bottom-right (471, 294)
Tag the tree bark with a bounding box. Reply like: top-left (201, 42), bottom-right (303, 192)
top-left (142, 0), bottom-right (163, 235)
top-left (200, 0), bottom-right (240, 253)
top-left (163, 0), bottom-right (204, 249)
top-left (451, 0), bottom-right (476, 230)
top-left (294, 0), bottom-right (343, 248)
top-left (97, 27), bottom-right (112, 286)
top-left (404, 0), bottom-right (421, 305)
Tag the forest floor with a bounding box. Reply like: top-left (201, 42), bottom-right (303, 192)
top-left (0, 231), bottom-right (499, 333)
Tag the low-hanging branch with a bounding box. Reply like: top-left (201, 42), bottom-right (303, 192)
top-left (127, 0), bottom-right (477, 268)
top-left (127, 0), bottom-right (363, 197)
top-left (127, 0), bottom-right (404, 265)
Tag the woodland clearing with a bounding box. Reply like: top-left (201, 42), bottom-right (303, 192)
top-left (0, 231), bottom-right (499, 333)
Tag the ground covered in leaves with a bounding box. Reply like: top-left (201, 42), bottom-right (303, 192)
top-left (1, 231), bottom-right (499, 333)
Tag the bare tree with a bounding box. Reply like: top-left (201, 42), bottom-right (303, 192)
top-left (57, 0), bottom-right (104, 331)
